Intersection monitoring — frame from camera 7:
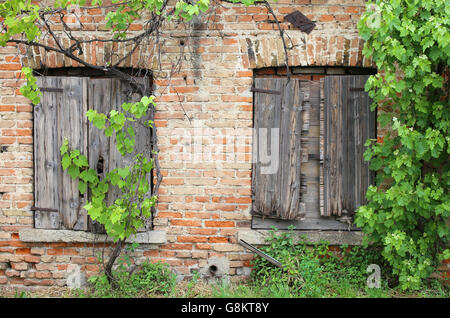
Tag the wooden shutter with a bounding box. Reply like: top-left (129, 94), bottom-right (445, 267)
top-left (320, 75), bottom-right (376, 217)
top-left (251, 78), bottom-right (305, 220)
top-left (34, 77), bottom-right (88, 230)
top-left (34, 76), bottom-right (151, 231)
top-left (87, 78), bottom-right (151, 233)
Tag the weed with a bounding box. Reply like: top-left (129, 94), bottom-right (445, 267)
top-left (81, 260), bottom-right (177, 298)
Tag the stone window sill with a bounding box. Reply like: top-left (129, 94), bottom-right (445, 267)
top-left (238, 229), bottom-right (363, 246)
top-left (19, 229), bottom-right (166, 244)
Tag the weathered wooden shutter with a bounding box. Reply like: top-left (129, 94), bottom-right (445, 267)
top-left (320, 75), bottom-right (376, 217)
top-left (34, 77), bottom-right (88, 230)
top-left (87, 78), bottom-right (151, 233)
top-left (34, 76), bottom-right (151, 231)
top-left (251, 78), bottom-right (305, 220)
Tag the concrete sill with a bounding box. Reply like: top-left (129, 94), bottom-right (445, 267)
top-left (238, 229), bottom-right (364, 246)
top-left (19, 229), bottom-right (167, 244)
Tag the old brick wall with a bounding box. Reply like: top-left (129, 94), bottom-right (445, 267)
top-left (0, 0), bottom-right (380, 289)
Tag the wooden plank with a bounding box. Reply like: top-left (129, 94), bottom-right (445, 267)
top-left (87, 78), bottom-right (113, 233)
top-left (323, 76), bottom-right (342, 216)
top-left (343, 76), bottom-right (352, 214)
top-left (252, 78), bottom-right (304, 220)
top-left (58, 77), bottom-right (87, 230)
top-left (278, 79), bottom-right (303, 219)
top-left (321, 75), bottom-right (376, 217)
top-left (252, 78), bottom-right (280, 218)
top-left (116, 78), bottom-right (152, 232)
top-left (34, 77), bottom-right (61, 229)
top-left (72, 77), bottom-right (89, 231)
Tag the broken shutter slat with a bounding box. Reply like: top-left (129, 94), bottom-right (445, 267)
top-left (34, 77), bottom-right (61, 229)
top-left (252, 78), bottom-right (304, 220)
top-left (321, 75), bottom-right (375, 217)
top-left (120, 78), bottom-right (153, 232)
top-left (87, 78), bottom-right (114, 233)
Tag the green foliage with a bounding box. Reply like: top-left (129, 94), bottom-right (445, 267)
top-left (249, 227), bottom-right (391, 298)
top-left (60, 95), bottom-right (157, 242)
top-left (85, 259), bottom-right (177, 298)
top-left (0, 0), bottom-right (41, 46)
top-left (355, 0), bottom-right (450, 290)
top-left (19, 67), bottom-right (40, 105)
top-left (14, 290), bottom-right (29, 298)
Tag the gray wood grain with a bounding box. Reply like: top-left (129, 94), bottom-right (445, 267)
top-left (322, 75), bottom-right (376, 217)
top-left (58, 77), bottom-right (87, 230)
top-left (252, 78), bottom-right (304, 220)
top-left (34, 77), bottom-right (88, 230)
top-left (34, 77), bottom-right (61, 229)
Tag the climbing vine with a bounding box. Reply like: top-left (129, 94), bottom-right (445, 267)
top-left (355, 0), bottom-right (449, 290)
top-left (1, 0), bottom-right (278, 285)
top-left (60, 95), bottom-right (157, 282)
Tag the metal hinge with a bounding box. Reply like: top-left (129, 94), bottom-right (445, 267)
top-left (40, 87), bottom-right (64, 93)
top-left (31, 206), bottom-right (58, 212)
top-left (251, 86), bottom-right (281, 95)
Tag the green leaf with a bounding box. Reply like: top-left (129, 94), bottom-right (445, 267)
top-left (78, 181), bottom-right (87, 194)
top-left (61, 154), bottom-right (71, 170)
top-left (60, 138), bottom-right (69, 155)
top-left (117, 167), bottom-right (130, 178)
top-left (93, 114), bottom-right (106, 129)
top-left (68, 165), bottom-right (80, 179)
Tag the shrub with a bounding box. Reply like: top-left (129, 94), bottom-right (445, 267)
top-left (355, 0), bottom-right (450, 290)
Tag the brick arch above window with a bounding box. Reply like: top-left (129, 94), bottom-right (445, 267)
top-left (239, 34), bottom-right (375, 70)
top-left (20, 39), bottom-right (158, 72)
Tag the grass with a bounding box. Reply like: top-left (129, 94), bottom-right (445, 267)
top-left (0, 275), bottom-right (448, 298)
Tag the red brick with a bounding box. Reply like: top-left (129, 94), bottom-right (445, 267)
top-left (189, 228), bottom-right (217, 235)
top-left (169, 87), bottom-right (199, 94)
top-left (177, 236), bottom-right (208, 243)
top-left (143, 250), bottom-right (159, 257)
top-left (35, 271), bottom-right (52, 279)
top-left (195, 244), bottom-right (212, 250)
top-left (209, 237), bottom-right (229, 243)
top-left (63, 249), bottom-right (79, 256)
top-left (161, 244), bottom-right (193, 250)
top-left (205, 221), bottom-right (235, 227)
top-left (0, 105), bottom-right (14, 111)
top-left (47, 248), bottom-right (64, 255)
top-left (2, 129), bottom-right (32, 136)
top-left (170, 219), bottom-right (202, 227)
top-left (319, 15), bottom-right (334, 22)
top-left (237, 71), bottom-right (252, 77)
top-left (345, 7), bottom-right (360, 14)
top-left (23, 255), bottom-right (40, 263)
top-left (0, 64), bottom-right (22, 70)
top-left (157, 212), bottom-right (183, 218)
top-left (15, 248), bottom-right (31, 255)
